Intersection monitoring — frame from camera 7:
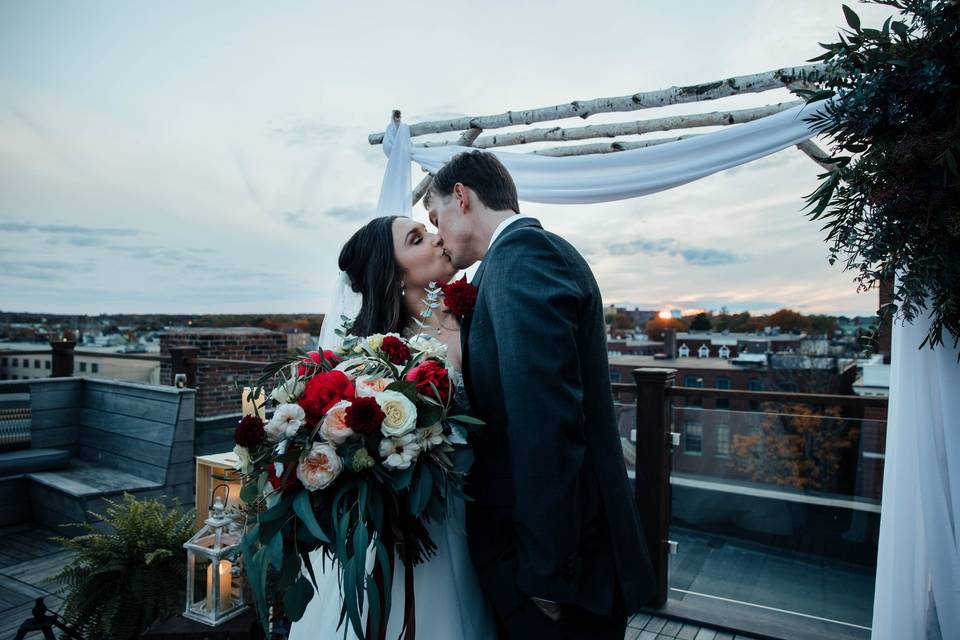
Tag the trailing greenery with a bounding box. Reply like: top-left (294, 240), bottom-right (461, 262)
top-left (54, 494), bottom-right (196, 640)
top-left (799, 0), bottom-right (959, 354)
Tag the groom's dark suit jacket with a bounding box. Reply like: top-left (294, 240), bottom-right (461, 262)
top-left (461, 217), bottom-right (656, 619)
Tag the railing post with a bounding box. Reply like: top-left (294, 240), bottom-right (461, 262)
top-left (48, 340), bottom-right (75, 378)
top-left (169, 347), bottom-right (199, 389)
top-left (633, 367), bottom-right (676, 608)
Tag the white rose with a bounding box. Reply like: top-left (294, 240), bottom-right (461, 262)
top-left (232, 444), bottom-right (253, 475)
top-left (320, 400), bottom-right (355, 445)
top-left (270, 377), bottom-right (305, 404)
top-left (265, 403), bottom-right (306, 441)
top-left (376, 390), bottom-right (417, 437)
top-left (407, 334), bottom-right (449, 360)
top-left (297, 443), bottom-right (342, 491)
top-left (378, 432), bottom-right (421, 470)
top-left (364, 333), bottom-right (386, 351)
top-left (416, 424), bottom-right (445, 451)
top-left (355, 375), bottom-right (396, 398)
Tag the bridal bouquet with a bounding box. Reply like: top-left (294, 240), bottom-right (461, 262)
top-left (234, 305), bottom-right (480, 638)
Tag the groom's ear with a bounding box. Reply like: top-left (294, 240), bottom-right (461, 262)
top-left (454, 183), bottom-right (470, 213)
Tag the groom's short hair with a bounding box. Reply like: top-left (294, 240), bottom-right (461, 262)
top-left (427, 150), bottom-right (519, 213)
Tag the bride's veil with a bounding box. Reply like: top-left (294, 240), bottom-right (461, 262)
top-left (317, 271), bottom-right (362, 351)
top-left (318, 116), bottom-right (412, 352)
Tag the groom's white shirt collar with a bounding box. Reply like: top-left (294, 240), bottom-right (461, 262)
top-left (487, 214), bottom-right (534, 250)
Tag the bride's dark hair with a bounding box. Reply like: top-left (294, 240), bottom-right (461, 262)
top-left (338, 215), bottom-right (408, 337)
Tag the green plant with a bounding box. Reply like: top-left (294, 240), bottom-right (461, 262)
top-left (54, 494), bottom-right (196, 640)
top-left (799, 0), bottom-right (959, 355)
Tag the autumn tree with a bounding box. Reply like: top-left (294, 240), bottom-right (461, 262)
top-left (644, 317), bottom-right (687, 341)
top-left (730, 403), bottom-right (858, 492)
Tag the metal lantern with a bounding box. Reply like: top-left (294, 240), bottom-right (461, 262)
top-left (183, 495), bottom-right (246, 625)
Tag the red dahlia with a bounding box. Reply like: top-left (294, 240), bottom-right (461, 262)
top-left (405, 359), bottom-right (452, 405)
top-left (344, 396), bottom-right (386, 435)
top-left (380, 335), bottom-right (411, 364)
top-left (234, 415), bottom-right (265, 448)
top-left (439, 277), bottom-right (478, 316)
top-left (299, 370), bottom-right (355, 423)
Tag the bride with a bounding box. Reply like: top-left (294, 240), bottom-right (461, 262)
top-left (289, 215), bottom-right (496, 639)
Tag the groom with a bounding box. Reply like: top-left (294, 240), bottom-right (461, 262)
top-left (426, 151), bottom-right (656, 639)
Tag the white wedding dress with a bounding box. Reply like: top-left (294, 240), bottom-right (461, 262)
top-left (288, 370), bottom-right (496, 640)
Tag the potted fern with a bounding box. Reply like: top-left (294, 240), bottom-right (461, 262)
top-left (54, 493), bottom-right (196, 640)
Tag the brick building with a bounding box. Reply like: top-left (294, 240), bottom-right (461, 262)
top-left (160, 328), bottom-right (288, 419)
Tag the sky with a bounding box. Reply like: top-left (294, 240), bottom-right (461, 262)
top-left (0, 1), bottom-right (899, 317)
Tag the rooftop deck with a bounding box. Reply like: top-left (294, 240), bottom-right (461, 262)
top-left (0, 523), bottom-right (72, 640)
top-left (0, 367), bottom-right (883, 640)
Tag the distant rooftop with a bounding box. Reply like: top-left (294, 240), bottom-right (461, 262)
top-left (676, 331), bottom-right (805, 342)
top-left (610, 354), bottom-right (742, 370)
top-left (161, 327), bottom-right (281, 335)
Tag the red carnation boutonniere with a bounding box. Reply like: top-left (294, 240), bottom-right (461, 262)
top-left (439, 277), bottom-right (478, 317)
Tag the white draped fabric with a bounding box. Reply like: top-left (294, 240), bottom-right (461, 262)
top-left (376, 98), bottom-right (832, 210)
top-left (367, 99), bottom-right (960, 639)
top-left (871, 298), bottom-right (960, 640)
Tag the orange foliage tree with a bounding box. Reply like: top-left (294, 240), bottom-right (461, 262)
top-left (730, 403), bottom-right (858, 491)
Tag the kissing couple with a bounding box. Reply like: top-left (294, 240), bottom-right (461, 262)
top-left (289, 151), bottom-right (655, 639)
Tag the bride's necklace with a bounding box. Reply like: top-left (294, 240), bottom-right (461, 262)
top-left (432, 311), bottom-right (459, 336)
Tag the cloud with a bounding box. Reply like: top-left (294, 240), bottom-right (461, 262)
top-left (265, 119), bottom-right (351, 147)
top-left (0, 222), bottom-right (139, 236)
top-left (608, 238), bottom-right (740, 266)
top-left (324, 204), bottom-right (375, 220)
top-left (0, 259), bottom-right (92, 281)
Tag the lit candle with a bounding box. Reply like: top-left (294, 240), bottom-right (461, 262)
top-left (205, 559), bottom-right (232, 611)
top-left (241, 387), bottom-right (265, 419)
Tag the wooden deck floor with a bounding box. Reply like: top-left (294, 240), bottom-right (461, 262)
top-left (0, 522), bottom-right (757, 640)
top-left (0, 523), bottom-right (74, 640)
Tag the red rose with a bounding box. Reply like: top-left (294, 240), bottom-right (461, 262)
top-left (268, 464), bottom-right (302, 492)
top-left (345, 396), bottom-right (386, 435)
top-left (405, 359), bottom-right (452, 405)
top-left (234, 415), bottom-right (265, 448)
top-left (439, 277), bottom-right (478, 317)
top-left (299, 370), bottom-right (355, 422)
top-left (296, 350), bottom-right (342, 377)
top-left (380, 335), bottom-right (411, 364)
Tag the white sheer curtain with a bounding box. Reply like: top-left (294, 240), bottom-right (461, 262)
top-left (382, 99), bottom-right (833, 204)
top-left (871, 297), bottom-right (960, 639)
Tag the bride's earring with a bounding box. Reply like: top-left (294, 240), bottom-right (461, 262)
top-left (400, 281), bottom-right (406, 295)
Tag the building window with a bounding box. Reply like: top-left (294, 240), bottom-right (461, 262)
top-left (610, 371), bottom-right (621, 383)
top-left (91, 363), bottom-right (100, 374)
top-left (45, 361), bottom-right (50, 369)
top-left (779, 381), bottom-right (800, 392)
top-left (11, 358), bottom-right (17, 367)
top-left (34, 359), bottom-right (41, 369)
top-left (698, 344), bottom-right (710, 358)
top-left (715, 398), bottom-right (730, 410)
top-left (749, 400), bottom-right (761, 412)
top-left (716, 424), bottom-right (731, 457)
top-left (678, 344), bottom-right (690, 358)
top-left (684, 375), bottom-right (703, 388)
top-left (684, 422), bottom-right (703, 455)
top-left (748, 378), bottom-right (763, 391)
top-left (1, 357), bottom-right (7, 366)
top-left (715, 377), bottom-right (731, 390)
top-left (11, 375), bottom-right (17, 380)
top-left (79, 362), bottom-right (87, 373)
top-left (718, 345), bottom-right (731, 359)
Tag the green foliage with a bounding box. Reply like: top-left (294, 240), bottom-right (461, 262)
top-left (801, 0), bottom-right (960, 354)
top-left (53, 494), bottom-right (196, 640)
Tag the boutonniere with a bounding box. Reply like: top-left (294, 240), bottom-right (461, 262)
top-left (438, 277), bottom-right (478, 317)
